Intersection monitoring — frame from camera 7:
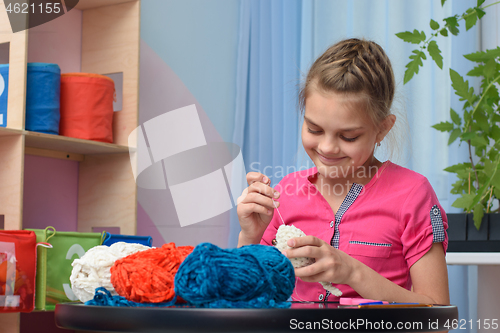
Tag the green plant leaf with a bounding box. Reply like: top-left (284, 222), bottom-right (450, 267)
top-left (489, 157), bottom-right (500, 189)
top-left (470, 135), bottom-right (489, 147)
top-left (451, 179), bottom-right (467, 194)
top-left (444, 16), bottom-right (460, 35)
top-left (484, 159), bottom-right (494, 175)
top-left (441, 0), bottom-right (447, 6)
top-left (439, 28), bottom-right (448, 37)
top-left (473, 204), bottom-right (485, 230)
top-left (430, 19), bottom-right (440, 30)
top-left (493, 114), bottom-right (500, 124)
top-left (448, 128), bottom-right (461, 145)
top-left (470, 123), bottom-right (482, 132)
top-left (464, 47), bottom-right (500, 62)
top-left (476, 7), bottom-right (486, 19)
top-left (450, 108), bottom-right (461, 125)
top-left (396, 30), bottom-right (426, 44)
top-left (450, 68), bottom-right (474, 104)
top-left (494, 187), bottom-right (500, 201)
top-left (467, 64), bottom-right (485, 77)
top-left (461, 131), bottom-right (477, 141)
top-left (432, 121), bottom-right (454, 132)
top-left (488, 148), bottom-right (499, 161)
top-left (464, 8), bottom-right (478, 31)
top-left (420, 30), bottom-right (426, 41)
top-left (427, 40), bottom-right (443, 69)
top-left (403, 50), bottom-right (425, 84)
top-left (484, 82), bottom-right (500, 102)
top-left (469, 156), bottom-right (500, 209)
top-left (484, 59), bottom-right (497, 79)
top-left (477, 0), bottom-right (485, 7)
top-left (444, 163), bottom-right (471, 173)
top-left (452, 193), bottom-right (476, 209)
top-left (474, 112), bottom-right (489, 132)
top-left (490, 125), bottom-right (500, 142)
top-left (492, 171), bottom-right (500, 190)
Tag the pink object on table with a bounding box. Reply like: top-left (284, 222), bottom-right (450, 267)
top-left (339, 298), bottom-right (389, 305)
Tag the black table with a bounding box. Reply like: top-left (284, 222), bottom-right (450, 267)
top-left (55, 302), bottom-right (458, 333)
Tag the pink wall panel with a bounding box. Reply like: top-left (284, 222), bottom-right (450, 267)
top-left (137, 202), bottom-right (165, 247)
top-left (23, 155), bottom-right (78, 231)
top-left (27, 8), bottom-right (82, 73)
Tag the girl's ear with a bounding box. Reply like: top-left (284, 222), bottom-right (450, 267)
top-left (376, 114), bottom-right (396, 142)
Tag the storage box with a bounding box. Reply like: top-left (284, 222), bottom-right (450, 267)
top-left (60, 73), bottom-right (115, 143)
top-left (0, 64), bottom-right (8, 127)
top-left (27, 227), bottom-right (103, 311)
top-left (26, 63), bottom-right (61, 134)
top-left (0, 230), bottom-right (37, 313)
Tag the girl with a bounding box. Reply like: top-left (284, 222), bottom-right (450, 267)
top-left (237, 38), bottom-right (449, 305)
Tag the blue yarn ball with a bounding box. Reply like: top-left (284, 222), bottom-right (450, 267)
top-left (174, 243), bottom-right (295, 308)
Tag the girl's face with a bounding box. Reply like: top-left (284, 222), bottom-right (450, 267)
top-left (302, 90), bottom-right (391, 183)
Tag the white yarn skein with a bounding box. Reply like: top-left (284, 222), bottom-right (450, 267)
top-left (275, 224), bottom-right (342, 297)
top-left (70, 242), bottom-right (151, 302)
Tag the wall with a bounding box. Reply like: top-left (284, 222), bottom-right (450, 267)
top-left (137, 0), bottom-right (240, 247)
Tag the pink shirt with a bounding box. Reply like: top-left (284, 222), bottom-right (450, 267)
top-left (260, 161), bottom-right (448, 302)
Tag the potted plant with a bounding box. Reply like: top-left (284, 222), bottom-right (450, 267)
top-left (396, 0), bottom-right (500, 251)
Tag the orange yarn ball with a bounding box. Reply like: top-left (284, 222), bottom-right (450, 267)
top-left (110, 243), bottom-right (193, 303)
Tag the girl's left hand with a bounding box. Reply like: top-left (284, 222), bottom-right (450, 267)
top-left (284, 236), bottom-right (355, 285)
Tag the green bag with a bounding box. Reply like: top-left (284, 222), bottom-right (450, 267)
top-left (27, 227), bottom-right (103, 310)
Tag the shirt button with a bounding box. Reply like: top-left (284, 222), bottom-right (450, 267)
top-left (318, 294), bottom-right (324, 301)
top-left (330, 221), bottom-right (334, 228)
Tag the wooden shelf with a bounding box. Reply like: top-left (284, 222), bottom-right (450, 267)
top-left (75, 0), bottom-right (137, 10)
top-left (446, 252), bottom-right (500, 265)
top-left (0, 127), bottom-right (23, 137)
top-left (1, 127), bottom-right (133, 156)
top-left (24, 130), bottom-right (131, 155)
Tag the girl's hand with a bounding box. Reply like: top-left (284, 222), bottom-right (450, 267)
top-left (284, 236), bottom-right (355, 285)
top-left (237, 172), bottom-right (280, 245)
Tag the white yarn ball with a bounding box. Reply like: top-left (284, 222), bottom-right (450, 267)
top-left (275, 224), bottom-right (342, 297)
top-left (275, 225), bottom-right (314, 268)
top-left (70, 242), bottom-right (151, 302)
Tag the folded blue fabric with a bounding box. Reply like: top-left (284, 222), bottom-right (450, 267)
top-left (102, 232), bottom-right (152, 247)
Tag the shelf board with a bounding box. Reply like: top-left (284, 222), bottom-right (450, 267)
top-left (24, 131), bottom-right (131, 155)
top-left (0, 127), bottom-right (23, 137)
top-left (75, 0), bottom-right (137, 10)
top-left (446, 252), bottom-right (500, 265)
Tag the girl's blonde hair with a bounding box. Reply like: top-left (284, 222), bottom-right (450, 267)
top-left (299, 38), bottom-right (395, 129)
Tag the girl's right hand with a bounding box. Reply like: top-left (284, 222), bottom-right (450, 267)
top-left (236, 172), bottom-right (280, 246)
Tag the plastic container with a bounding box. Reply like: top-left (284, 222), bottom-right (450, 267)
top-left (60, 73), bottom-right (115, 143)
